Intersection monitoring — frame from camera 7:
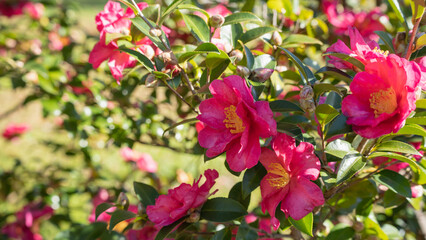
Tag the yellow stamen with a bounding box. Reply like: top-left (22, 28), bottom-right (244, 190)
top-left (266, 163), bottom-right (290, 189)
top-left (369, 88), bottom-right (397, 118)
top-left (223, 105), bottom-right (245, 134)
top-left (372, 47), bottom-right (389, 57)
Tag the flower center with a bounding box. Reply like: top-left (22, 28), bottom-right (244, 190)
top-left (369, 88), bottom-right (397, 118)
top-left (223, 105), bottom-right (245, 134)
top-left (372, 47), bottom-right (389, 57)
top-left (266, 163), bottom-right (290, 189)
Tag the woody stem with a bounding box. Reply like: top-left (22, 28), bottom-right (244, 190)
top-left (405, 16), bottom-right (422, 60)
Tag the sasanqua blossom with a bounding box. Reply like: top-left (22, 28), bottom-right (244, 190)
top-left (197, 75), bottom-right (277, 172)
top-left (260, 133), bottom-right (324, 230)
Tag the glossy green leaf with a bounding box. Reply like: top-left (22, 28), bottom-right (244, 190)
top-left (131, 18), bottom-right (169, 51)
top-left (393, 124), bottom-right (426, 137)
top-left (406, 116), bottom-right (426, 125)
top-left (415, 99), bottom-right (426, 109)
top-left (177, 4), bottom-right (209, 18)
top-left (241, 26), bottom-right (278, 43)
top-left (363, 217), bottom-right (388, 240)
top-left (243, 44), bottom-right (255, 69)
top-left (383, 189), bottom-right (405, 208)
top-left (200, 197), bottom-right (247, 222)
top-left (221, 24), bottom-right (243, 49)
top-left (223, 12), bottom-right (262, 26)
top-left (374, 31), bottom-right (396, 53)
top-left (316, 104), bottom-right (339, 127)
top-left (374, 140), bottom-right (421, 155)
top-left (387, 0), bottom-right (407, 25)
top-left (356, 198), bottom-right (374, 216)
top-left (181, 14), bottom-right (210, 42)
top-left (373, 170), bottom-right (412, 198)
top-left (326, 223), bottom-right (355, 240)
top-left (280, 47), bottom-right (316, 85)
top-left (411, 0), bottom-right (426, 20)
top-left (289, 212), bottom-right (313, 237)
top-left (159, 0), bottom-right (187, 25)
top-left (325, 114), bottom-right (352, 139)
top-left (95, 203), bottom-right (113, 221)
top-left (315, 66), bottom-right (353, 83)
top-left (368, 152), bottom-right (420, 176)
top-left (229, 182), bottom-right (250, 209)
top-left (283, 34), bottom-right (323, 46)
top-left (155, 217), bottom-right (186, 240)
top-left (109, 209), bottom-right (136, 231)
top-left (119, 48), bottom-right (155, 71)
top-left (242, 162), bottom-right (267, 198)
top-left (178, 43), bottom-right (220, 62)
top-left (324, 52), bottom-right (365, 71)
top-left (269, 100), bottom-right (304, 112)
top-left (326, 139), bottom-right (355, 159)
top-left (212, 227), bottom-right (232, 240)
top-left (133, 181), bottom-right (159, 207)
top-left (336, 153), bottom-right (366, 184)
top-left (236, 220), bottom-right (258, 240)
top-left (253, 54), bottom-right (276, 69)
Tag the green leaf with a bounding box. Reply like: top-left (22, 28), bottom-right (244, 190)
top-left (109, 209), bottom-right (136, 231)
top-left (279, 47), bottom-right (316, 85)
top-left (229, 182), bottom-right (251, 209)
top-left (212, 227), bottom-right (232, 240)
top-left (253, 54), bottom-right (276, 69)
top-left (131, 18), bottom-right (169, 51)
top-left (374, 31), bottom-right (396, 53)
top-left (336, 153), bottom-right (366, 184)
top-left (269, 100), bottom-right (304, 112)
top-left (178, 43), bottom-right (220, 62)
top-left (119, 48), bottom-right (155, 71)
top-left (326, 139), bottom-right (355, 159)
top-left (206, 50), bottom-right (230, 69)
top-left (236, 220), bottom-right (258, 240)
top-left (200, 197), bottom-right (247, 222)
top-left (163, 118), bottom-right (198, 136)
top-left (368, 152), bottom-right (420, 176)
top-left (387, 0), bottom-right (408, 26)
top-left (221, 24), bottom-right (243, 49)
top-left (289, 212), bottom-right (313, 237)
top-left (324, 52), bottom-right (365, 71)
top-left (416, 99), bottom-right (426, 109)
top-left (223, 12), bottom-right (262, 26)
top-left (181, 14), bottom-right (210, 42)
top-left (393, 124), bottom-right (426, 137)
top-left (363, 217), bottom-right (388, 240)
top-left (356, 198), bottom-right (374, 216)
top-left (177, 4), bottom-right (209, 19)
top-left (133, 181), bottom-right (159, 207)
top-left (411, 0), bottom-right (426, 20)
top-left (373, 170), bottom-right (412, 198)
top-left (383, 189), bottom-right (405, 208)
top-left (241, 26), bottom-right (278, 43)
top-left (242, 44), bottom-right (255, 69)
top-left (325, 114), bottom-right (352, 139)
top-left (159, 0), bottom-right (188, 25)
top-left (316, 104), bottom-right (340, 127)
top-left (282, 34), bottom-right (323, 46)
top-left (326, 223), bottom-right (355, 240)
top-left (315, 66), bottom-right (353, 83)
top-left (242, 162), bottom-right (267, 198)
top-left (374, 140), bottom-right (421, 155)
top-left (95, 203), bottom-right (114, 221)
top-left (406, 116), bottom-right (426, 125)
top-left (155, 217), bottom-right (186, 240)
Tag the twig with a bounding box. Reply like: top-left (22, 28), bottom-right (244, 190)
top-left (405, 16), bottom-right (422, 60)
top-left (179, 65), bottom-right (197, 96)
top-left (161, 79), bottom-right (199, 114)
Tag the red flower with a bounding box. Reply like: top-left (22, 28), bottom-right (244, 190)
top-left (260, 133), bottom-right (324, 230)
top-left (197, 75), bottom-right (277, 172)
top-left (2, 123), bottom-right (29, 140)
top-left (120, 147), bottom-right (158, 173)
top-left (146, 169), bottom-right (219, 226)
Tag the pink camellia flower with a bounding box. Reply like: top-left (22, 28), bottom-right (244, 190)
top-left (0, 0), bottom-right (26, 17)
top-left (413, 57), bottom-right (426, 90)
top-left (342, 54), bottom-right (421, 138)
top-left (23, 2), bottom-right (44, 20)
top-left (197, 75), bottom-right (277, 172)
top-left (323, 0), bottom-right (386, 41)
top-left (260, 133), bottom-right (324, 230)
top-left (120, 147), bottom-right (158, 173)
top-left (120, 147), bottom-right (136, 162)
top-left (89, 189), bottom-right (112, 223)
top-left (326, 27), bottom-right (385, 70)
top-left (372, 157), bottom-right (409, 172)
top-left (2, 123), bottom-right (29, 140)
top-left (146, 169), bottom-right (219, 226)
top-left (411, 185), bottom-right (423, 198)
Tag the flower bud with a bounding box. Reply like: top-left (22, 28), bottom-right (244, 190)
top-left (149, 28), bottom-right (162, 37)
top-left (145, 74), bottom-right (158, 88)
top-left (137, 202), bottom-right (145, 215)
top-left (186, 212), bottom-right (200, 223)
top-left (229, 50), bottom-right (244, 63)
top-left (209, 14), bottom-right (225, 28)
top-left (353, 222), bottom-right (364, 232)
top-left (251, 68), bottom-right (274, 83)
top-left (161, 51), bottom-right (178, 65)
top-left (236, 66), bottom-right (251, 78)
top-left (271, 31), bottom-right (282, 46)
top-left (299, 85), bottom-right (314, 100)
top-left (117, 192), bottom-right (129, 210)
top-left (300, 99), bottom-right (315, 112)
top-left (140, 45), bottom-right (155, 60)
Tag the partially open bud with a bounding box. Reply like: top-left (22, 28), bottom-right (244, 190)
top-left (236, 66), bottom-right (251, 78)
top-left (149, 28), bottom-right (162, 37)
top-left (229, 50), bottom-right (244, 63)
top-left (251, 68), bottom-right (274, 83)
top-left (117, 192), bottom-right (129, 210)
top-left (300, 99), bottom-right (315, 112)
top-left (271, 31), bottom-right (282, 46)
top-left (186, 212), bottom-right (200, 223)
top-left (139, 45), bottom-right (155, 60)
top-left (300, 85), bottom-right (314, 100)
top-left (145, 74), bottom-right (158, 88)
top-left (161, 51), bottom-right (178, 65)
top-left (209, 14), bottom-right (225, 28)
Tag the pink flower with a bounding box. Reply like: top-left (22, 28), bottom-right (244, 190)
top-left (0, 0), bottom-right (26, 17)
top-left (23, 2), bottom-right (44, 20)
top-left (323, 0), bottom-right (386, 41)
top-left (411, 185), bottom-right (423, 198)
top-left (372, 157), bottom-right (409, 172)
top-left (120, 147), bottom-right (158, 173)
top-left (89, 189), bottom-right (112, 223)
top-left (197, 75), bottom-right (277, 172)
top-left (342, 54), bottom-right (421, 138)
top-left (326, 27), bottom-right (384, 70)
top-left (120, 147), bottom-right (136, 162)
top-left (146, 169), bottom-right (219, 226)
top-left (48, 30), bottom-right (70, 51)
top-left (413, 57), bottom-right (426, 90)
top-left (259, 133), bottom-right (324, 230)
top-left (126, 223), bottom-right (162, 240)
top-left (2, 123), bottom-right (29, 140)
